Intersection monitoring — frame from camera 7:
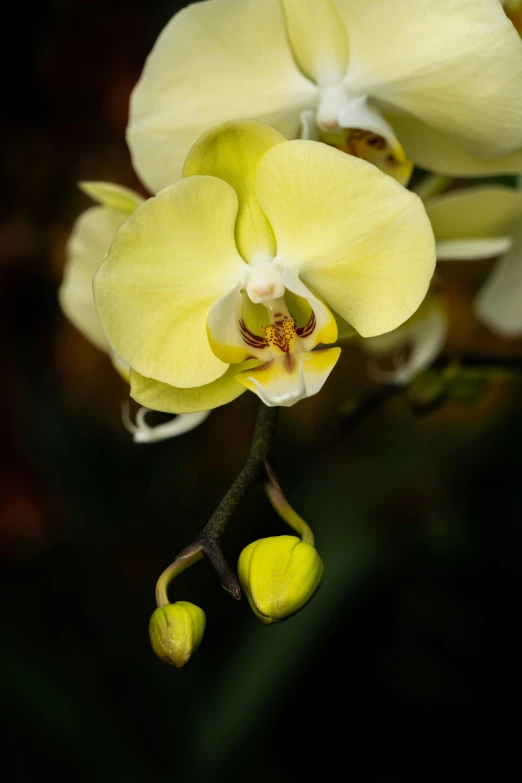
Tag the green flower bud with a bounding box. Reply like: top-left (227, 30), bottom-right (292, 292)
top-left (238, 535), bottom-right (324, 625)
top-left (149, 601), bottom-right (205, 668)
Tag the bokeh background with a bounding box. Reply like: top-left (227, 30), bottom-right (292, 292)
top-left (2, 1), bottom-right (521, 780)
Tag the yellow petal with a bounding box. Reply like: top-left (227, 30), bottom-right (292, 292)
top-left (59, 206), bottom-right (128, 352)
top-left (256, 140), bottom-right (435, 338)
top-left (338, 0), bottom-right (522, 156)
top-left (425, 187), bottom-right (522, 240)
top-left (130, 362), bottom-right (261, 415)
top-left (235, 347), bottom-right (341, 407)
top-left (280, 0), bottom-right (348, 86)
top-left (127, 0), bottom-right (317, 193)
top-left (475, 228), bottom-right (522, 337)
top-left (390, 113), bottom-right (522, 176)
top-left (93, 177), bottom-right (248, 388)
top-left (78, 181), bottom-right (144, 214)
top-left (183, 120), bottom-right (285, 263)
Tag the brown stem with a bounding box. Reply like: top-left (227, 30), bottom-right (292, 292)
top-left (155, 403), bottom-right (280, 606)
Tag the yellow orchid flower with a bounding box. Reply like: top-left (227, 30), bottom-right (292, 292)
top-left (127, 0), bottom-right (522, 190)
top-left (426, 186), bottom-right (522, 337)
top-left (361, 295), bottom-right (448, 387)
top-left (93, 120), bottom-right (435, 413)
top-left (59, 181), bottom-right (210, 440)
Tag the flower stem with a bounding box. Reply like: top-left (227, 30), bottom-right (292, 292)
top-left (200, 403), bottom-right (279, 541)
top-left (155, 403), bottom-right (280, 607)
top-left (264, 463), bottom-right (315, 546)
top-left (155, 544), bottom-right (204, 608)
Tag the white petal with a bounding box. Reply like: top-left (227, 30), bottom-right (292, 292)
top-left (426, 187), bottom-right (522, 241)
top-left (475, 230), bottom-right (522, 336)
top-left (364, 298), bottom-right (448, 386)
top-left (122, 403), bottom-right (210, 443)
top-left (436, 237), bottom-right (513, 261)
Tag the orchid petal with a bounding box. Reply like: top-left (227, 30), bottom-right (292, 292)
top-left (235, 347), bottom-right (341, 407)
top-left (127, 0), bottom-right (317, 193)
top-left (389, 113), bottom-right (522, 177)
top-left (337, 0), bottom-right (522, 156)
top-left (363, 297), bottom-right (448, 386)
top-left (130, 362), bottom-right (261, 415)
top-left (93, 177), bottom-right (247, 389)
top-left (122, 403), bottom-right (210, 443)
top-left (281, 0), bottom-right (348, 86)
top-left (475, 229), bottom-right (522, 337)
top-left (183, 120), bottom-right (284, 263)
top-left (425, 187), bottom-right (522, 240)
top-left (78, 182), bottom-right (144, 214)
top-left (59, 205), bottom-right (128, 352)
top-left (436, 237), bottom-right (513, 261)
top-left (256, 140), bottom-right (435, 338)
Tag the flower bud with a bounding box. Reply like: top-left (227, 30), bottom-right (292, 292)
top-left (149, 601), bottom-right (205, 668)
top-left (238, 535), bottom-right (324, 625)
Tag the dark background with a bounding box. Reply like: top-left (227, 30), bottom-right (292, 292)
top-left (2, 2), bottom-right (521, 780)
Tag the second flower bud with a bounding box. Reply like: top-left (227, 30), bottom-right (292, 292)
top-left (238, 535), bottom-right (324, 625)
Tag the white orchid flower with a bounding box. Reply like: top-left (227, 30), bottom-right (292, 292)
top-left (426, 186), bottom-right (522, 337)
top-left (59, 181), bottom-right (211, 441)
top-left (127, 0), bottom-right (522, 189)
top-left (93, 120), bottom-right (435, 413)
